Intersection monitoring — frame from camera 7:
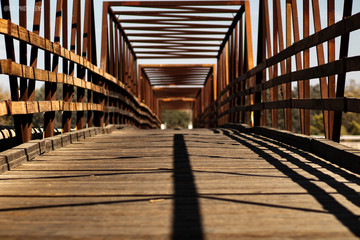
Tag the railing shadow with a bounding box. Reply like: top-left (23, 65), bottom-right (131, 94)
top-left (221, 129), bottom-right (360, 237)
top-left (172, 134), bottom-right (203, 240)
top-left (253, 133), bottom-right (360, 185)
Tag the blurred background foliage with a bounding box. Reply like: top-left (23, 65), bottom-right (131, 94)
top-left (161, 110), bottom-right (191, 129)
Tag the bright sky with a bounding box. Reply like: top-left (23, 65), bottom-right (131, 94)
top-left (0, 0), bottom-right (359, 93)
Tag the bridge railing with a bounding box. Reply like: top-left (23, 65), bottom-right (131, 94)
top-left (194, 0), bottom-right (360, 143)
top-left (0, 1), bottom-right (160, 145)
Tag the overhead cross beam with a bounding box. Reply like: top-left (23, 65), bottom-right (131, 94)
top-left (102, 0), bottom-right (250, 60)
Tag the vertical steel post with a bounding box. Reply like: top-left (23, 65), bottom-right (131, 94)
top-left (332, 0), bottom-right (353, 142)
top-left (44, 0), bottom-right (55, 138)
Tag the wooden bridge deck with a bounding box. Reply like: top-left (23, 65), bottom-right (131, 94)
top-left (0, 127), bottom-right (360, 239)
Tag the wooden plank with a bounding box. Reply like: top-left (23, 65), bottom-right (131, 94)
top-left (0, 128), bottom-right (359, 238)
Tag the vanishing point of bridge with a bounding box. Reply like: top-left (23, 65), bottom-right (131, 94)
top-left (1, 0), bottom-right (360, 239)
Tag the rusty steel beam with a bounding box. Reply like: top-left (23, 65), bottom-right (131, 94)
top-left (62, 0), bottom-right (73, 133)
top-left (106, 1), bottom-right (247, 7)
top-left (87, 0), bottom-right (98, 128)
top-left (289, 0), bottom-right (306, 135)
top-left (1, 0), bottom-right (22, 144)
top-left (109, 9), bottom-right (136, 59)
top-left (127, 31), bottom-right (227, 36)
top-left (137, 55), bottom-right (217, 59)
top-left (285, 0), bottom-right (292, 131)
top-left (333, 0), bottom-right (353, 142)
top-left (27, 0), bottom-right (42, 141)
top-left (133, 44), bottom-right (220, 48)
top-left (327, 0), bottom-right (335, 139)
top-left (29, 0), bottom-right (42, 100)
top-left (217, 6), bottom-right (244, 58)
top-left (114, 9), bottom-right (238, 15)
top-left (312, 0), bottom-right (330, 138)
top-left (254, 0), bottom-right (265, 127)
top-left (100, 2), bottom-right (109, 72)
top-left (44, 0), bottom-right (55, 138)
top-left (118, 16), bottom-right (233, 22)
top-left (123, 26), bottom-right (230, 30)
top-left (18, 0), bottom-right (32, 142)
top-left (303, 0), bottom-right (310, 135)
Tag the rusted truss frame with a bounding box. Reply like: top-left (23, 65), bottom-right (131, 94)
top-left (105, 1), bottom-right (246, 62)
top-left (0, 0), bottom-right (160, 145)
top-left (195, 1), bottom-right (358, 143)
top-left (106, 1), bottom-right (248, 7)
top-left (114, 9), bottom-right (239, 15)
top-left (126, 32), bottom-right (227, 36)
top-left (140, 65), bottom-right (213, 88)
top-left (117, 15), bottom-right (234, 22)
top-left (210, 1), bottom-right (253, 127)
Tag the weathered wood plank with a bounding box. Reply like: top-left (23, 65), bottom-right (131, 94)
top-left (0, 128), bottom-right (358, 239)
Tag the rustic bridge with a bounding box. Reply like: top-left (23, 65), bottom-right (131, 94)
top-left (1, 0), bottom-right (360, 239)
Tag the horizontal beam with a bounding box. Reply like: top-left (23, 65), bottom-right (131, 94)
top-left (129, 36), bottom-right (223, 41)
top-left (135, 50), bottom-right (218, 54)
top-left (127, 31), bottom-right (227, 36)
top-left (123, 25), bottom-right (231, 30)
top-left (106, 1), bottom-right (246, 7)
top-left (114, 8), bottom-right (239, 14)
top-left (141, 64), bottom-right (213, 67)
top-left (137, 55), bottom-right (217, 59)
top-left (121, 21), bottom-right (231, 28)
top-left (133, 45), bottom-right (219, 49)
top-left (118, 15), bottom-right (233, 22)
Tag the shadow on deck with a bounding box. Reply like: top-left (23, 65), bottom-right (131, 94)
top-left (0, 128), bottom-right (359, 239)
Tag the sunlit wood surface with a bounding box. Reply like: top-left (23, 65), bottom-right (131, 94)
top-left (0, 127), bottom-right (359, 239)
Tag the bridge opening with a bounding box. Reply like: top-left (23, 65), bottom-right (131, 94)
top-left (101, 1), bottom-right (252, 130)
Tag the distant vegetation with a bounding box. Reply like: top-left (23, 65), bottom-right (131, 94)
top-left (306, 80), bottom-right (360, 135)
top-left (161, 110), bottom-right (191, 129)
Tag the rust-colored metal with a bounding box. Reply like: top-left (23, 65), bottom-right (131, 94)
top-left (1, 0), bottom-right (22, 144)
top-left (286, 0), bottom-right (292, 131)
top-left (312, 0), bottom-right (330, 138)
top-left (18, 0), bottom-right (31, 142)
top-left (0, 0), bottom-right (161, 145)
top-left (62, 0), bottom-right (73, 133)
top-left (303, 0), bottom-right (310, 135)
top-left (333, 0), bottom-right (353, 142)
top-left (274, 0), bottom-right (289, 130)
top-left (29, 0), bottom-right (42, 101)
top-left (19, 0), bottom-right (27, 103)
top-left (44, 0), bottom-right (55, 138)
top-left (28, 0), bottom-right (42, 138)
top-left (327, 0), bottom-right (335, 139)
top-left (290, 0), bottom-right (305, 135)
top-left (254, 0), bottom-right (265, 127)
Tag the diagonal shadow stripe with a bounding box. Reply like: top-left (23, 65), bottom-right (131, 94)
top-left (201, 196), bottom-right (329, 214)
top-left (172, 134), bottom-right (203, 240)
top-left (222, 129), bottom-right (360, 237)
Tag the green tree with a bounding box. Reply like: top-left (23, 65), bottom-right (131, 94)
top-left (342, 80), bottom-right (360, 135)
top-left (349, 121), bottom-right (360, 135)
top-left (162, 110), bottom-right (191, 129)
top-left (310, 113), bottom-right (324, 135)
